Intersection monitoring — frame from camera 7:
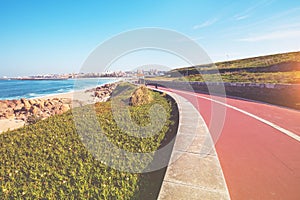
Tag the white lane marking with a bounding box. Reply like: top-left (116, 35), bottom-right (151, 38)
top-left (172, 89), bottom-right (300, 142)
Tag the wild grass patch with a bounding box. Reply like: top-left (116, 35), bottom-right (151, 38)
top-left (0, 83), bottom-right (175, 199)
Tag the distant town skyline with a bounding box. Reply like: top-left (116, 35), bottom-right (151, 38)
top-left (1, 0), bottom-right (299, 77)
top-left (0, 68), bottom-right (167, 79)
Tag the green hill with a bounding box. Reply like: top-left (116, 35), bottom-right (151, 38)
top-left (163, 51), bottom-right (300, 84)
top-left (171, 51), bottom-right (300, 72)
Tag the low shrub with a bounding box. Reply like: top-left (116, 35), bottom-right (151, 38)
top-left (130, 85), bottom-right (153, 106)
top-left (0, 83), bottom-right (174, 199)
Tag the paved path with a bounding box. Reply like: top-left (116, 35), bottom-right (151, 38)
top-left (155, 89), bottom-right (230, 200)
top-left (154, 87), bottom-right (300, 200)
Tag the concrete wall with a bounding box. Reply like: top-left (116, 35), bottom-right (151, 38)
top-left (146, 80), bottom-right (300, 110)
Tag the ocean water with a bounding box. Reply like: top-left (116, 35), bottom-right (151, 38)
top-left (0, 78), bottom-right (118, 100)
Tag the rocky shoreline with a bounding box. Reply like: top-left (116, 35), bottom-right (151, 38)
top-left (0, 83), bottom-right (117, 127)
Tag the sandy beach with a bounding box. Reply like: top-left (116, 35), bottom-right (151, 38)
top-left (39, 89), bottom-right (97, 102)
top-left (0, 119), bottom-right (25, 133)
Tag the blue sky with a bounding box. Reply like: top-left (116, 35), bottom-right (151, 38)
top-left (0, 0), bottom-right (299, 76)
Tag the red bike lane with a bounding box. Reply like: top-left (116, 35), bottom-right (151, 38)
top-left (158, 87), bottom-right (300, 200)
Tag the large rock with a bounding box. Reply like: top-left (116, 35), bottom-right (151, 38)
top-left (37, 102), bottom-right (44, 109)
top-left (15, 113), bottom-right (26, 121)
top-left (12, 100), bottom-right (21, 105)
top-left (0, 100), bottom-right (8, 105)
top-left (14, 102), bottom-right (24, 111)
top-left (5, 107), bottom-right (14, 114)
top-left (29, 106), bottom-right (39, 115)
top-left (4, 110), bottom-right (14, 119)
top-left (21, 106), bottom-right (30, 112)
top-left (44, 100), bottom-right (53, 108)
top-left (28, 99), bottom-right (36, 105)
top-left (0, 102), bottom-right (8, 110)
top-left (7, 101), bottom-right (16, 108)
top-left (60, 104), bottom-right (70, 113)
top-left (21, 98), bottom-right (31, 109)
top-left (94, 91), bottom-right (102, 98)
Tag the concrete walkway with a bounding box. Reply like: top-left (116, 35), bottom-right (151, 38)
top-left (156, 90), bottom-right (231, 200)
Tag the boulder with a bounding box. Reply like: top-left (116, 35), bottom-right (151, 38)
top-left (4, 111), bottom-right (14, 119)
top-left (29, 99), bottom-right (36, 105)
top-left (60, 104), bottom-right (70, 113)
top-left (16, 114), bottom-right (26, 121)
top-left (0, 102), bottom-right (8, 110)
top-left (52, 98), bottom-right (59, 103)
top-left (21, 98), bottom-right (31, 109)
top-left (5, 107), bottom-right (14, 114)
top-left (48, 101), bottom-right (54, 106)
top-left (0, 100), bottom-right (8, 104)
top-left (12, 99), bottom-right (21, 105)
top-left (37, 103), bottom-right (44, 109)
top-left (44, 101), bottom-right (53, 108)
top-left (7, 101), bottom-right (16, 108)
top-left (29, 106), bottom-right (39, 115)
top-left (44, 100), bottom-right (51, 107)
top-left (14, 102), bottom-right (24, 111)
top-left (94, 91), bottom-right (101, 97)
top-left (21, 106), bottom-right (30, 112)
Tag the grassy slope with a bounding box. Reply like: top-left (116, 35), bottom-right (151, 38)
top-left (158, 51), bottom-right (300, 84)
top-left (173, 51), bottom-right (300, 72)
top-left (0, 83), bottom-right (174, 199)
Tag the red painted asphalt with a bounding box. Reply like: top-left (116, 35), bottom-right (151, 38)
top-left (157, 87), bottom-right (300, 200)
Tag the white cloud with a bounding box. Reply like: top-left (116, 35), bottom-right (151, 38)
top-left (193, 18), bottom-right (218, 30)
top-left (234, 14), bottom-right (249, 21)
top-left (233, 0), bottom-right (273, 21)
top-left (176, 36), bottom-right (204, 42)
top-left (237, 30), bottom-right (300, 42)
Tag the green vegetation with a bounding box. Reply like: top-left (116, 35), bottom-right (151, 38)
top-left (0, 83), bottom-right (174, 199)
top-left (173, 51), bottom-right (300, 72)
top-left (180, 71), bottom-right (300, 84)
top-left (130, 85), bottom-right (153, 106)
top-left (150, 51), bottom-right (300, 84)
top-left (214, 51), bottom-right (300, 69)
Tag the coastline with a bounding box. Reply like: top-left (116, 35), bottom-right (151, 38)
top-left (37, 90), bottom-right (75, 100)
top-left (0, 77), bottom-right (121, 100)
top-left (0, 82), bottom-right (119, 133)
top-left (34, 78), bottom-right (122, 100)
